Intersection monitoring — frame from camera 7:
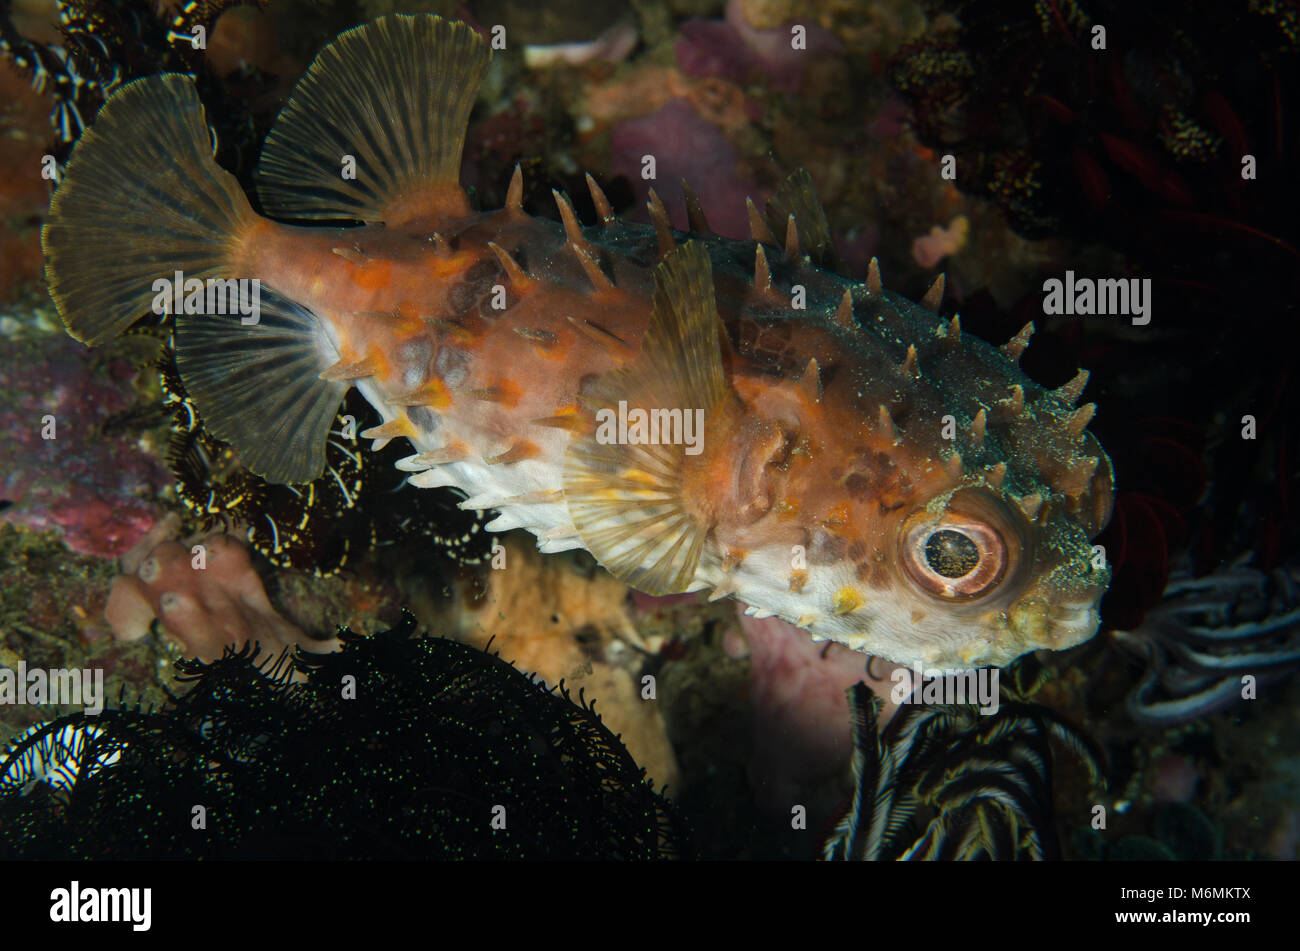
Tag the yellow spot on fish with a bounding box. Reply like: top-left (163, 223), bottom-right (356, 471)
top-left (621, 468), bottom-right (662, 490)
top-left (832, 587), bottom-right (863, 615)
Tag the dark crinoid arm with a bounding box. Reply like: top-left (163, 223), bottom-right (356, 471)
top-left (824, 685), bottom-right (1105, 861)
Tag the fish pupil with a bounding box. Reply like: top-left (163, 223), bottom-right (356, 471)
top-left (924, 529), bottom-right (980, 578)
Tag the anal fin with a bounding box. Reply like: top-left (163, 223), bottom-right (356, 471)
top-left (563, 243), bottom-right (727, 595)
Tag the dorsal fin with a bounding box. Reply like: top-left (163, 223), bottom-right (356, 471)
top-left (763, 167), bottom-right (837, 269)
top-left (563, 242), bottom-right (728, 595)
top-left (255, 14), bottom-right (489, 226)
top-left (175, 287), bottom-right (348, 484)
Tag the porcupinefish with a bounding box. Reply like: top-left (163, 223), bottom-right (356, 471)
top-left (42, 14), bottom-right (1113, 669)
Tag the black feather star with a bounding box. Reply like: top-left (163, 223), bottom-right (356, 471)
top-left (0, 0), bottom-right (264, 158)
top-left (0, 614), bottom-right (689, 859)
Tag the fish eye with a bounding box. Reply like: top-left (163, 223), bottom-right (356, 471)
top-left (901, 515), bottom-right (1007, 600)
top-left (924, 529), bottom-right (980, 578)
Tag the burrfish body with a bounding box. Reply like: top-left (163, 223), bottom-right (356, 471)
top-left (43, 14), bottom-right (1113, 669)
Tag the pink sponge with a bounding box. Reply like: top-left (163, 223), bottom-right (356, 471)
top-left (736, 605), bottom-right (906, 813)
top-left (676, 0), bottom-right (843, 94)
top-left (106, 532), bottom-right (335, 662)
top-left (609, 99), bottom-right (756, 239)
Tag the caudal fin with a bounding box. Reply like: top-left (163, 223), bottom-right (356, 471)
top-left (42, 74), bottom-right (255, 346)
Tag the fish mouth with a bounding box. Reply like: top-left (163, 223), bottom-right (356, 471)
top-left (1047, 599), bottom-right (1104, 647)
top-left (973, 592), bottom-right (1102, 665)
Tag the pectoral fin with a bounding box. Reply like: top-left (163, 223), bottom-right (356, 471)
top-left (563, 242), bottom-right (728, 595)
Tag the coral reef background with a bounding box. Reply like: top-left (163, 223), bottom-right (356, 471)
top-left (1, 0), bottom-right (1298, 860)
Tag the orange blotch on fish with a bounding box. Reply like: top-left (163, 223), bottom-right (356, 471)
top-left (470, 378), bottom-right (523, 408)
top-left (822, 502), bottom-right (851, 531)
top-left (487, 439), bottom-right (539, 465)
top-left (391, 377), bottom-right (453, 409)
top-left (351, 259), bottom-right (394, 292)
